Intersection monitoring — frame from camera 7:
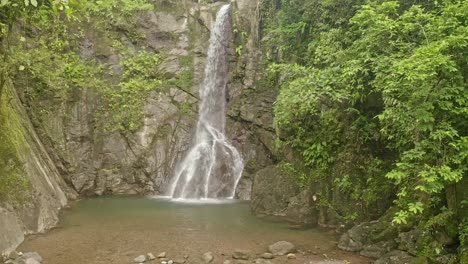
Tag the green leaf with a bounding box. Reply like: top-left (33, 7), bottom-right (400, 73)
top-left (30, 0), bottom-right (37, 7)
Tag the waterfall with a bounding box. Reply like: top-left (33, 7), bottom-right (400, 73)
top-left (168, 4), bottom-right (244, 200)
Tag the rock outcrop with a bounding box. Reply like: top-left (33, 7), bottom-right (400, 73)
top-left (0, 84), bottom-right (76, 255)
top-left (251, 165), bottom-right (317, 225)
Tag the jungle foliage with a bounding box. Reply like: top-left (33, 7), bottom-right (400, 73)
top-left (262, 0), bottom-right (467, 260)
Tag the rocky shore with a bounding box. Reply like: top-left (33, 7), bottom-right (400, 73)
top-left (4, 241), bottom-right (356, 264)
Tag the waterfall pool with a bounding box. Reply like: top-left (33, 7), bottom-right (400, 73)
top-left (18, 196), bottom-right (370, 264)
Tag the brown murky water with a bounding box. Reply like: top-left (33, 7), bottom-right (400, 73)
top-left (18, 196), bottom-right (371, 264)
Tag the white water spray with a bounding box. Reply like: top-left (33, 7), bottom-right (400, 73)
top-left (168, 5), bottom-right (244, 200)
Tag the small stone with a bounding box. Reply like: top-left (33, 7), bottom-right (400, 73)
top-left (134, 255), bottom-right (146, 263)
top-left (232, 249), bottom-right (250, 260)
top-left (8, 251), bottom-right (19, 260)
top-left (173, 258), bottom-right (186, 264)
top-left (158, 252), bottom-right (167, 258)
top-left (147, 253), bottom-right (156, 260)
top-left (287, 253), bottom-right (296, 259)
top-left (168, 260), bottom-right (174, 264)
top-left (261, 253), bottom-right (274, 259)
top-left (202, 252), bottom-right (214, 263)
top-left (268, 241), bottom-right (296, 256)
top-left (161, 261), bottom-right (168, 264)
top-left (254, 259), bottom-right (272, 264)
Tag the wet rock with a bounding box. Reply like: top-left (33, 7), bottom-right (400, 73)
top-left (261, 253), bottom-right (274, 259)
top-left (18, 259), bottom-right (41, 264)
top-left (8, 251), bottom-right (19, 260)
top-left (374, 250), bottom-right (415, 264)
top-left (158, 252), bottom-right (167, 258)
top-left (397, 229), bottom-right (420, 256)
top-left (202, 252), bottom-right (214, 263)
top-left (147, 253), bottom-right (156, 260)
top-left (134, 255), bottom-right (146, 263)
top-left (232, 249), bottom-right (250, 260)
top-left (173, 258), bottom-right (186, 264)
top-left (254, 259), bottom-right (272, 264)
top-left (338, 224), bottom-right (372, 252)
top-left (287, 253), bottom-right (296, 259)
top-left (20, 252), bottom-right (42, 263)
top-left (268, 241), bottom-right (296, 256)
top-left (360, 240), bottom-right (397, 258)
top-left (235, 177), bottom-right (252, 200)
top-left (251, 165), bottom-right (317, 225)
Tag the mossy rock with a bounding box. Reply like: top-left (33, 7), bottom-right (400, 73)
top-left (409, 256), bottom-right (431, 264)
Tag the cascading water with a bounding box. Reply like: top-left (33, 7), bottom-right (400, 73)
top-left (168, 4), bottom-right (244, 200)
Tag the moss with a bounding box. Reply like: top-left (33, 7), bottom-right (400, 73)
top-left (0, 83), bottom-right (32, 205)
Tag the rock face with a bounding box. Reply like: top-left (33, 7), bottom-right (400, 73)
top-left (24, 1), bottom-right (202, 197)
top-left (0, 86), bottom-right (74, 254)
top-left (12, 0), bottom-right (264, 199)
top-left (225, 0), bottom-right (276, 200)
top-left (10, 0), bottom-right (274, 202)
top-left (251, 165), bottom-right (317, 225)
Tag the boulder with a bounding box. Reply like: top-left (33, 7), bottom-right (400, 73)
top-left (374, 250), bottom-right (415, 264)
top-left (268, 241), bottom-right (296, 256)
top-left (338, 223), bottom-right (374, 252)
top-left (251, 165), bottom-right (317, 225)
top-left (397, 229), bottom-right (420, 256)
top-left (360, 240), bottom-right (397, 258)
